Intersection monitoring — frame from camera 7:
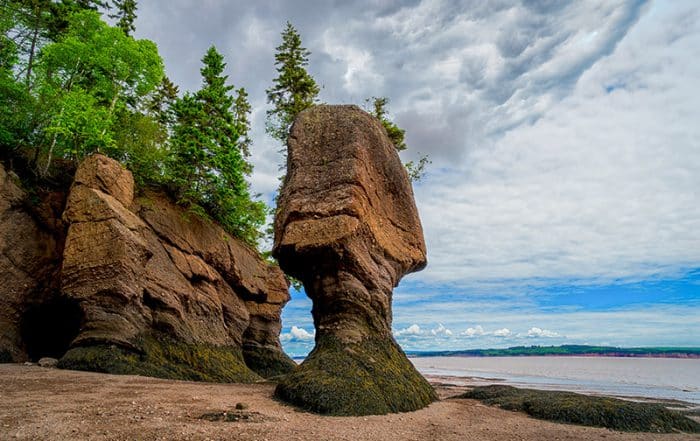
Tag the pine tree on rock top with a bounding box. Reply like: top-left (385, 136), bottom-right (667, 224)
top-left (265, 21), bottom-right (320, 144)
top-left (169, 46), bottom-right (264, 245)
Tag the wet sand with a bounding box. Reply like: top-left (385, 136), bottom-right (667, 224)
top-left (0, 364), bottom-right (697, 441)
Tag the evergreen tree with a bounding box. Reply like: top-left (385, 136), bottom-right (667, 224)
top-left (146, 76), bottom-right (178, 129)
top-left (265, 21), bottom-right (319, 143)
top-left (233, 86), bottom-right (252, 160)
top-left (109, 0), bottom-right (137, 36)
top-left (169, 46), bottom-right (264, 244)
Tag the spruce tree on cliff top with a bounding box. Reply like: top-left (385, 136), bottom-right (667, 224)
top-left (170, 46), bottom-right (265, 245)
top-left (265, 21), bottom-right (319, 143)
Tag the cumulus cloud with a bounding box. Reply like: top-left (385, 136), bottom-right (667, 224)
top-left (280, 326), bottom-right (315, 342)
top-left (493, 328), bottom-right (512, 337)
top-left (523, 327), bottom-right (560, 338)
top-left (430, 323), bottom-right (453, 336)
top-left (461, 325), bottom-right (485, 337)
top-left (394, 324), bottom-right (422, 337)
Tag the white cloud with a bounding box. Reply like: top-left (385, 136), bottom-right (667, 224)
top-left (461, 325), bottom-right (485, 337)
top-left (414, 0), bottom-right (700, 288)
top-left (430, 323), bottom-right (453, 336)
top-left (493, 328), bottom-right (512, 337)
top-left (523, 327), bottom-right (560, 338)
top-left (280, 326), bottom-right (315, 342)
top-left (394, 324), bottom-right (422, 337)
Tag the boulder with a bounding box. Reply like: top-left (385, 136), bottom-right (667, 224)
top-left (38, 357), bottom-right (58, 368)
top-left (273, 105), bottom-right (436, 415)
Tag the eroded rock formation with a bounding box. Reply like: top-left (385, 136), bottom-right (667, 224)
top-left (0, 155), bottom-right (294, 380)
top-left (273, 105), bottom-right (436, 415)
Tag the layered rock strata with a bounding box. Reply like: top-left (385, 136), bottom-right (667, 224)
top-left (273, 105), bottom-right (436, 415)
top-left (0, 155), bottom-right (294, 380)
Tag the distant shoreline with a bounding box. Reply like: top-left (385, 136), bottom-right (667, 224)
top-left (405, 345), bottom-right (700, 359)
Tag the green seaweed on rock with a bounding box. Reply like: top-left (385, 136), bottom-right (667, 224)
top-left (242, 345), bottom-right (296, 379)
top-left (275, 334), bottom-right (436, 415)
top-left (57, 334), bottom-right (261, 383)
top-left (460, 385), bottom-right (700, 433)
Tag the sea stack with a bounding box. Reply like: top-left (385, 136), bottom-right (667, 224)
top-left (273, 104), bottom-right (436, 415)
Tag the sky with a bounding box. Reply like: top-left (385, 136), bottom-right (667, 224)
top-left (128, 0), bottom-right (700, 356)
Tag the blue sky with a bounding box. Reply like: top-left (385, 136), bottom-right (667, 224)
top-left (130, 0), bottom-right (700, 356)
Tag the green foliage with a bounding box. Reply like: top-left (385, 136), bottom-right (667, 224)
top-left (39, 10), bottom-right (162, 109)
top-left (461, 385), bottom-right (700, 433)
top-left (366, 96), bottom-right (430, 182)
top-left (44, 86), bottom-right (114, 157)
top-left (57, 334), bottom-right (262, 383)
top-left (0, 13), bottom-right (31, 154)
top-left (145, 76), bottom-right (179, 130)
top-left (108, 108), bottom-right (168, 187)
top-left (265, 21), bottom-right (319, 143)
top-left (368, 96), bottom-right (406, 151)
top-left (275, 334), bottom-right (436, 415)
top-left (404, 155), bottom-right (431, 181)
top-left (109, 0), bottom-right (137, 36)
top-left (23, 9), bottom-right (163, 173)
top-left (233, 86), bottom-right (252, 159)
top-left (168, 46), bottom-right (265, 245)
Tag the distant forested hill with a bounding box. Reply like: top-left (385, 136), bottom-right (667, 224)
top-left (406, 345), bottom-right (700, 358)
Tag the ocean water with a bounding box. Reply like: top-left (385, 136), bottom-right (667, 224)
top-left (409, 356), bottom-right (700, 405)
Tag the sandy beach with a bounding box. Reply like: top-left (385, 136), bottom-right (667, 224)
top-left (0, 364), bottom-right (697, 441)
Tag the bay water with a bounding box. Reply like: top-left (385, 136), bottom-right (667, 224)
top-left (410, 356), bottom-right (700, 405)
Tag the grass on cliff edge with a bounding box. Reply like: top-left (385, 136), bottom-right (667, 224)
top-left (275, 334), bottom-right (437, 416)
top-left (459, 385), bottom-right (700, 433)
top-left (57, 334), bottom-right (261, 383)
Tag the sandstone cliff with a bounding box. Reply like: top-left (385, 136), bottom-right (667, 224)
top-left (0, 155), bottom-right (294, 380)
top-left (273, 105), bottom-right (436, 415)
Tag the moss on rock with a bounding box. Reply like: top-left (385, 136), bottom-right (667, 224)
top-left (243, 346), bottom-right (296, 379)
top-left (460, 385), bottom-right (700, 433)
top-left (57, 334), bottom-right (261, 383)
top-left (275, 334), bottom-right (436, 415)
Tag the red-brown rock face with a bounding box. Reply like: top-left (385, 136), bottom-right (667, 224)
top-left (0, 166), bottom-right (63, 362)
top-left (0, 155), bottom-right (294, 380)
top-left (273, 105), bottom-right (435, 415)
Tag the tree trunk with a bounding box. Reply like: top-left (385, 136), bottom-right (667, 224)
top-left (42, 106), bottom-right (65, 177)
top-left (25, 23), bottom-right (39, 90)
